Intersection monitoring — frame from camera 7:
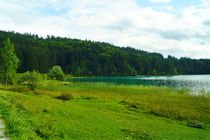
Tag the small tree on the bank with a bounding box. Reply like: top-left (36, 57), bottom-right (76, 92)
top-left (0, 38), bottom-right (20, 85)
top-left (20, 70), bottom-right (42, 89)
top-left (47, 66), bottom-right (64, 81)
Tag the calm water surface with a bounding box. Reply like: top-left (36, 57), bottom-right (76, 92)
top-left (68, 75), bottom-right (210, 93)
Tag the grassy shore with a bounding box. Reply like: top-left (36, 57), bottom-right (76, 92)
top-left (0, 81), bottom-right (209, 139)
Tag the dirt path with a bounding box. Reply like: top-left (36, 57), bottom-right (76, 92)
top-left (0, 120), bottom-right (8, 140)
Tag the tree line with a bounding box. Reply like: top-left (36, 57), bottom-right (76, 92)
top-left (0, 30), bottom-right (210, 76)
top-left (0, 37), bottom-right (64, 86)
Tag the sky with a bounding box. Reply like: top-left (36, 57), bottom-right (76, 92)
top-left (0, 0), bottom-right (210, 58)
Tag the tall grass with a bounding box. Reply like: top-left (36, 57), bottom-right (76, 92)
top-left (1, 81), bottom-right (210, 124)
top-left (37, 81), bottom-right (210, 124)
top-left (0, 81), bottom-right (209, 139)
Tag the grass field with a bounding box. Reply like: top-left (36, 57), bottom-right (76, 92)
top-left (0, 81), bottom-right (209, 139)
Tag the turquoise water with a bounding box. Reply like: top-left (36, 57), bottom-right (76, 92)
top-left (68, 75), bottom-right (210, 93)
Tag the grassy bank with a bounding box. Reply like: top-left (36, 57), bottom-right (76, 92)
top-left (0, 81), bottom-right (209, 139)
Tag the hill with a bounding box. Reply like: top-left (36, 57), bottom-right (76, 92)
top-left (0, 30), bottom-right (210, 76)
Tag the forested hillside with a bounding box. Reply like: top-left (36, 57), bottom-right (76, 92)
top-left (0, 30), bottom-right (210, 76)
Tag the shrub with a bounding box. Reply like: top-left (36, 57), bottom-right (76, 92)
top-left (56, 92), bottom-right (73, 100)
top-left (20, 70), bottom-right (42, 89)
top-left (47, 66), bottom-right (64, 81)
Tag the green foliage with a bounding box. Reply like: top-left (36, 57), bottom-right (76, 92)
top-left (47, 66), bottom-right (64, 81)
top-left (1, 31), bottom-right (210, 76)
top-left (20, 70), bottom-right (42, 89)
top-left (0, 38), bottom-right (20, 85)
top-left (0, 83), bottom-right (209, 139)
top-left (38, 81), bottom-right (210, 124)
top-left (56, 91), bottom-right (73, 100)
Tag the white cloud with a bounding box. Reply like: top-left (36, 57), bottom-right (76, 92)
top-left (149, 0), bottom-right (171, 3)
top-left (165, 6), bottom-right (175, 11)
top-left (0, 0), bottom-right (210, 58)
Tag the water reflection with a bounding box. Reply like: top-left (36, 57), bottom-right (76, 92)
top-left (68, 75), bottom-right (210, 93)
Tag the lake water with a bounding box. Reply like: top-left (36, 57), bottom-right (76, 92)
top-left (68, 75), bottom-right (210, 94)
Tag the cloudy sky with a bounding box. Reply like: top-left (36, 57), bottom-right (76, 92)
top-left (0, 0), bottom-right (210, 58)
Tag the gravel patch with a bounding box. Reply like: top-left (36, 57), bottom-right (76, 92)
top-left (0, 120), bottom-right (8, 140)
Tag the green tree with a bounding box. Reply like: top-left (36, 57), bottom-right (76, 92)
top-left (1, 31), bottom-right (210, 76)
top-left (47, 66), bottom-right (64, 81)
top-left (20, 70), bottom-right (42, 89)
top-left (0, 38), bottom-right (20, 84)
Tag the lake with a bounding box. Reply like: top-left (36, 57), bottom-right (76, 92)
top-left (68, 75), bottom-right (210, 94)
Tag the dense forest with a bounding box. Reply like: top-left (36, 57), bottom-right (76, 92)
top-left (0, 30), bottom-right (210, 76)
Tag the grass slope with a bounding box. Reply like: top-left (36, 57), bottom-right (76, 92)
top-left (0, 81), bottom-right (209, 139)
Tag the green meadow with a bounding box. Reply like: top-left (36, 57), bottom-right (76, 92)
top-left (0, 81), bottom-right (209, 140)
